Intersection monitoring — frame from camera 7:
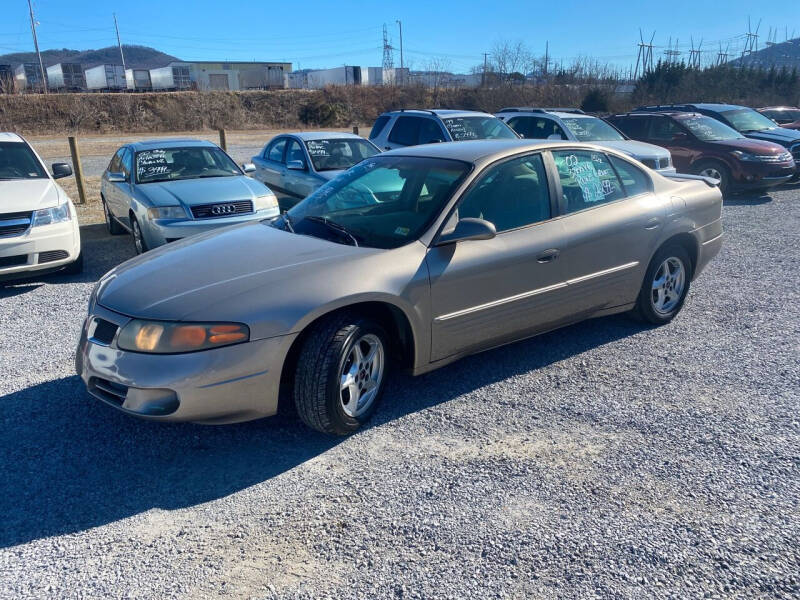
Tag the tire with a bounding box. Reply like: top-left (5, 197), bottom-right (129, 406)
top-left (131, 216), bottom-right (148, 254)
top-left (692, 160), bottom-right (731, 197)
top-left (633, 243), bottom-right (692, 325)
top-left (103, 197), bottom-right (125, 235)
top-left (293, 312), bottom-right (389, 435)
top-left (62, 252), bottom-right (84, 275)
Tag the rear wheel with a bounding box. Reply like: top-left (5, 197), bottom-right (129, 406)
top-left (633, 244), bottom-right (692, 325)
top-left (103, 197), bottom-right (125, 235)
top-left (131, 216), bottom-right (148, 254)
top-left (693, 160), bottom-right (731, 197)
top-left (293, 312), bottom-right (389, 435)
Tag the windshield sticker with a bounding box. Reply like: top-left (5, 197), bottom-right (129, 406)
top-left (136, 150), bottom-right (169, 179)
top-left (394, 226), bottom-right (410, 236)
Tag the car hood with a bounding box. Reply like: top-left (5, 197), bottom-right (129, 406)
top-left (96, 221), bottom-right (394, 337)
top-left (597, 140), bottom-right (671, 159)
top-left (138, 176), bottom-right (273, 207)
top-left (0, 178), bottom-right (63, 213)
top-left (708, 137), bottom-right (789, 155)
top-left (741, 127), bottom-right (800, 147)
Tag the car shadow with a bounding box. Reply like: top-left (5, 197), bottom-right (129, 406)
top-left (724, 190), bottom-right (773, 206)
top-left (0, 312), bottom-right (645, 548)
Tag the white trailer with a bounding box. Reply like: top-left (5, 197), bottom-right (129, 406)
top-left (125, 68), bottom-right (152, 91)
top-left (14, 63), bottom-right (46, 92)
top-left (305, 66), bottom-right (363, 89)
top-left (84, 64), bottom-right (126, 91)
top-left (149, 64), bottom-right (193, 90)
top-left (46, 63), bottom-right (85, 91)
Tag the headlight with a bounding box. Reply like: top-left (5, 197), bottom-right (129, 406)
top-left (117, 320), bottom-right (249, 354)
top-left (32, 201), bottom-right (71, 227)
top-left (146, 205), bottom-right (187, 220)
top-left (254, 193), bottom-right (278, 212)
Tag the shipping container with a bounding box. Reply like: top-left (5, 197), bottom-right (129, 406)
top-left (84, 64), bottom-right (126, 91)
top-left (125, 68), bottom-right (152, 91)
top-left (149, 65), bottom-right (193, 90)
top-left (305, 66), bottom-right (362, 89)
top-left (14, 63), bottom-right (47, 92)
top-left (266, 66), bottom-right (286, 89)
top-left (46, 63), bottom-right (85, 91)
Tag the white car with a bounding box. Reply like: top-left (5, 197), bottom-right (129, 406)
top-left (0, 133), bottom-right (82, 281)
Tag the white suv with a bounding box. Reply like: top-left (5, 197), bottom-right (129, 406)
top-left (0, 133), bottom-right (82, 281)
top-left (369, 109), bottom-right (519, 150)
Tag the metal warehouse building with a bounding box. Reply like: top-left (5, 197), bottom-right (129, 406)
top-left (179, 61), bottom-right (292, 90)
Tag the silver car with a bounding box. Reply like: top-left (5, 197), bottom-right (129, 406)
top-left (101, 139), bottom-right (279, 253)
top-left (78, 140), bottom-right (722, 435)
top-left (252, 132), bottom-right (381, 204)
top-left (497, 108), bottom-right (677, 174)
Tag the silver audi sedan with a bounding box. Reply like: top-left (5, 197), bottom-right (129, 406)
top-left (101, 139), bottom-right (280, 253)
top-left (78, 140), bottom-right (722, 435)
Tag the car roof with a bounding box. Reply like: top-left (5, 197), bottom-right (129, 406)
top-left (283, 132), bottom-right (365, 141)
top-left (130, 138), bottom-right (217, 151)
top-left (0, 132), bottom-right (25, 143)
top-left (758, 106), bottom-right (798, 110)
top-left (615, 111), bottom-right (703, 119)
top-left (383, 109), bottom-right (496, 119)
top-left (380, 139), bottom-right (615, 164)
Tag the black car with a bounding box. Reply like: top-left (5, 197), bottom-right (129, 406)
top-left (635, 103), bottom-right (800, 168)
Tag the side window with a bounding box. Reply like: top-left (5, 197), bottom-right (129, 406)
top-left (612, 116), bottom-right (647, 139)
top-left (369, 115), bottom-right (391, 139)
top-left (552, 150), bottom-right (624, 214)
top-left (267, 138), bottom-right (287, 163)
top-left (108, 148), bottom-right (124, 173)
top-left (507, 116), bottom-right (565, 140)
top-left (286, 139), bottom-right (305, 165)
top-left (457, 153), bottom-right (551, 233)
top-left (418, 118), bottom-right (445, 144)
top-left (608, 155), bottom-right (652, 197)
top-left (648, 117), bottom-right (683, 141)
top-left (388, 116), bottom-right (421, 146)
top-left (120, 149), bottom-right (133, 178)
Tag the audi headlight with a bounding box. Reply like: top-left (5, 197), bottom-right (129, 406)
top-left (254, 193), bottom-right (278, 212)
top-left (32, 200), bottom-right (71, 227)
top-left (117, 320), bottom-right (249, 354)
top-left (146, 206), bottom-right (187, 219)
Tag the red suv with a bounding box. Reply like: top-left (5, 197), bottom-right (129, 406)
top-left (608, 111), bottom-right (796, 194)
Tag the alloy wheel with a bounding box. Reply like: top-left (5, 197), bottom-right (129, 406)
top-left (651, 257), bottom-right (686, 315)
top-left (132, 220), bottom-right (144, 254)
top-left (339, 333), bottom-right (385, 418)
top-left (699, 166), bottom-right (722, 182)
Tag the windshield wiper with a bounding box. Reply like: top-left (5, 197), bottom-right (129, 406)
top-left (282, 213), bottom-right (295, 233)
top-left (302, 215), bottom-right (359, 247)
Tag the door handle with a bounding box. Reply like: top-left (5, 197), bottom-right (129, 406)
top-left (536, 248), bottom-right (560, 263)
top-left (644, 217), bottom-right (661, 230)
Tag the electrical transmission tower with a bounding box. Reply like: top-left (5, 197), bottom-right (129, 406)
top-left (716, 42), bottom-right (730, 66)
top-left (688, 37), bottom-right (703, 69)
top-left (382, 24), bottom-right (394, 71)
top-left (741, 17), bottom-right (761, 61)
top-left (633, 29), bottom-right (655, 79)
top-left (663, 37), bottom-right (681, 65)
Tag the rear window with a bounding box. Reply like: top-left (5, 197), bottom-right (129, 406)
top-left (370, 115), bottom-right (391, 139)
top-left (610, 116), bottom-right (649, 139)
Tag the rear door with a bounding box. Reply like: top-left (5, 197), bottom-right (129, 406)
top-left (551, 149), bottom-right (668, 312)
top-left (426, 152), bottom-right (572, 362)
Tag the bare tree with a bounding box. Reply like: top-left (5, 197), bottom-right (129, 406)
top-left (491, 40), bottom-right (533, 84)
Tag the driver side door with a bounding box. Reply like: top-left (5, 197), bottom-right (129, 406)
top-left (425, 152), bottom-right (571, 362)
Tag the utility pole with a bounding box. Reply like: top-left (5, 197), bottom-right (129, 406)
top-left (114, 13), bottom-right (127, 72)
top-left (395, 20), bottom-right (404, 85)
top-left (482, 52), bottom-right (489, 87)
top-left (543, 41), bottom-right (549, 78)
top-left (27, 0), bottom-right (47, 94)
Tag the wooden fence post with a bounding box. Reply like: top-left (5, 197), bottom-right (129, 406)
top-left (218, 129), bottom-right (227, 151)
top-left (352, 126), bottom-right (359, 135)
top-left (67, 136), bottom-right (87, 205)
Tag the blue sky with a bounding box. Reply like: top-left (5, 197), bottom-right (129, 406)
top-left (2, 0), bottom-right (798, 73)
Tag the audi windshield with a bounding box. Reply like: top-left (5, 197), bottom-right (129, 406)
top-left (135, 147), bottom-right (242, 184)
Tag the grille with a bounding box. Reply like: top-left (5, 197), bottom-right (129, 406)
top-left (38, 250), bottom-right (69, 264)
top-left (641, 158), bottom-right (657, 169)
top-left (89, 318), bottom-right (119, 345)
top-left (0, 211), bottom-right (33, 238)
top-left (190, 200), bottom-right (253, 219)
top-left (0, 254), bottom-right (28, 268)
top-left (89, 377), bottom-right (128, 406)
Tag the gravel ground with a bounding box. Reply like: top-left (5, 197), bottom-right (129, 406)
top-left (1, 184), bottom-right (799, 599)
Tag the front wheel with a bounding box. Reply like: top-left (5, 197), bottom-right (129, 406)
top-left (293, 313), bottom-right (389, 435)
top-left (693, 160), bottom-right (731, 197)
top-left (131, 216), bottom-right (148, 255)
top-left (633, 244), bottom-right (692, 325)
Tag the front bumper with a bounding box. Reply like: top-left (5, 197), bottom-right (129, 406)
top-left (0, 215), bottom-right (81, 280)
top-left (733, 160), bottom-right (796, 189)
top-left (142, 208), bottom-right (279, 248)
top-left (76, 304), bottom-right (297, 424)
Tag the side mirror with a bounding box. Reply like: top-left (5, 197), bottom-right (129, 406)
top-left (286, 159), bottom-right (306, 171)
top-left (241, 163), bottom-right (256, 174)
top-left (107, 172), bottom-right (127, 183)
top-left (436, 218), bottom-right (496, 246)
top-left (51, 162), bottom-right (72, 179)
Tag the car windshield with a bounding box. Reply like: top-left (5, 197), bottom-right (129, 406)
top-left (135, 146), bottom-right (241, 184)
top-left (0, 142), bottom-right (47, 180)
top-left (721, 108), bottom-right (779, 133)
top-left (680, 115), bottom-right (743, 141)
top-left (274, 156), bottom-right (471, 249)
top-left (442, 116), bottom-right (518, 141)
top-left (765, 108), bottom-right (800, 122)
top-left (561, 117), bottom-right (625, 141)
top-left (305, 139), bottom-right (380, 172)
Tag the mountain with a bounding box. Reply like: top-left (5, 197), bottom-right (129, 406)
top-left (0, 45), bottom-right (180, 69)
top-left (731, 37), bottom-right (800, 69)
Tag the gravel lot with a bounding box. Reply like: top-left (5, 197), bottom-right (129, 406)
top-left (1, 184), bottom-right (798, 599)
